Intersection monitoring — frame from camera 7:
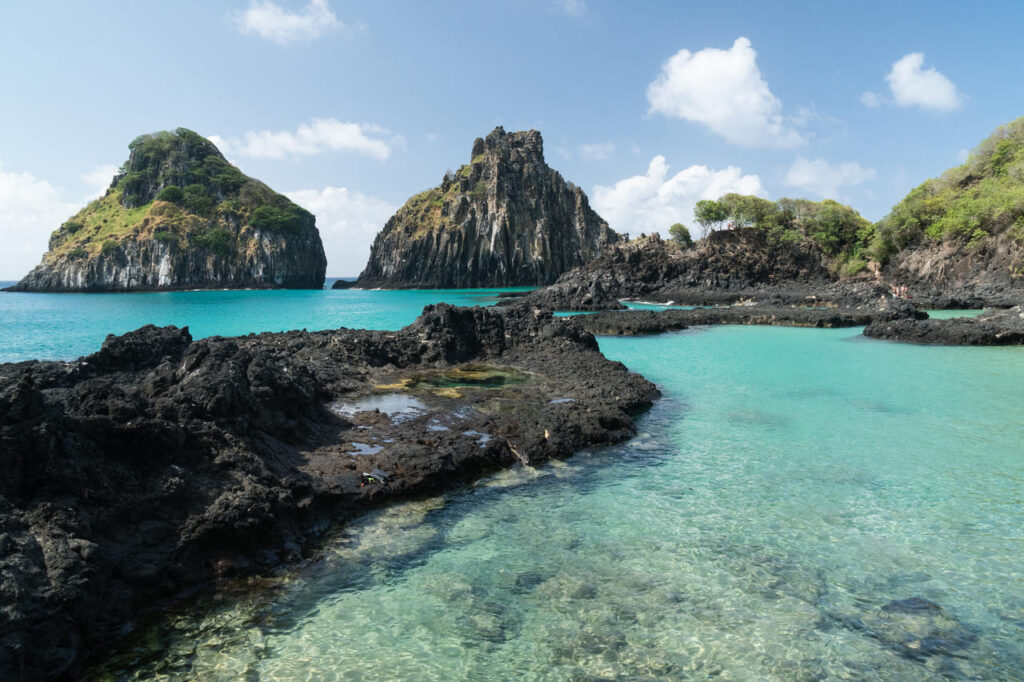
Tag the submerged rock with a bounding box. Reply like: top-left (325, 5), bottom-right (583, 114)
top-left (356, 127), bottom-right (619, 288)
top-left (6, 128), bottom-right (326, 292)
top-left (0, 305), bottom-right (657, 679)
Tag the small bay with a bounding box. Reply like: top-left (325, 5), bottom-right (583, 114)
top-left (35, 289), bottom-right (1016, 681)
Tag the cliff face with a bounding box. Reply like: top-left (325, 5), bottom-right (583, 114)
top-left (357, 127), bottom-right (619, 288)
top-left (7, 128), bottom-right (326, 292)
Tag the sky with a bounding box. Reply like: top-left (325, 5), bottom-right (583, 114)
top-left (2, 0), bottom-right (1024, 278)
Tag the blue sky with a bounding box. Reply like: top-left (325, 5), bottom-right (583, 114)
top-left (2, 0), bottom-right (1023, 278)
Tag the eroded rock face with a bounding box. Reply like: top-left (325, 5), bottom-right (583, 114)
top-left (356, 127), bottom-right (618, 288)
top-left (883, 234), bottom-right (1024, 308)
top-left (0, 305), bottom-right (657, 679)
top-left (6, 128), bottom-right (326, 292)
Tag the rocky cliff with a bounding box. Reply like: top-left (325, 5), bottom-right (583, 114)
top-left (356, 127), bottom-right (619, 288)
top-left (6, 128), bottom-right (326, 292)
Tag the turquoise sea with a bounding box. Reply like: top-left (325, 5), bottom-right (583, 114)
top-left (0, 281), bottom-right (531, 364)
top-left (2, 285), bottom-right (1021, 680)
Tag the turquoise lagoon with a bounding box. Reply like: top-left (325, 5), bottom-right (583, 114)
top-left (0, 281), bottom-right (530, 364)
top-left (1, 286), bottom-right (1021, 679)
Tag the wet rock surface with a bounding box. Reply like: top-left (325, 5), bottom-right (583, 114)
top-left (864, 305), bottom-right (1024, 345)
top-left (0, 305), bottom-right (657, 679)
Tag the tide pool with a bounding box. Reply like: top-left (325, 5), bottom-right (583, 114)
top-left (92, 320), bottom-right (1024, 680)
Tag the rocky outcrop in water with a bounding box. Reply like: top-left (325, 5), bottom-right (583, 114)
top-left (864, 305), bottom-right (1024, 345)
top-left (516, 230), bottom-right (835, 311)
top-left (0, 305), bottom-right (657, 679)
top-left (570, 299), bottom-right (923, 336)
top-left (6, 128), bottom-right (326, 292)
top-left (356, 127), bottom-right (619, 288)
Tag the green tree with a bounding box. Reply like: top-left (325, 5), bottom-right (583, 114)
top-left (718, 194), bottom-right (779, 229)
top-left (693, 199), bottom-right (728, 238)
top-left (668, 222), bottom-right (693, 246)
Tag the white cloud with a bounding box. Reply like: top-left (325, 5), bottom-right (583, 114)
top-left (957, 148), bottom-right (970, 163)
top-left (783, 157), bottom-right (876, 199)
top-left (646, 37), bottom-right (804, 148)
top-left (592, 155), bottom-right (765, 236)
top-left (885, 52), bottom-right (962, 112)
top-left (209, 119), bottom-right (399, 161)
top-left (578, 142), bottom-right (615, 160)
top-left (859, 91), bottom-right (882, 108)
top-left (80, 164), bottom-right (118, 198)
top-left (561, 0), bottom-right (587, 17)
top-left (286, 186), bottom-right (396, 276)
top-left (0, 161), bottom-right (79, 279)
top-left (233, 0), bottom-right (341, 45)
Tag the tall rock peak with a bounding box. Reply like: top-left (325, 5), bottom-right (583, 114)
top-left (7, 128), bottom-right (327, 292)
top-left (357, 127), bottom-right (618, 288)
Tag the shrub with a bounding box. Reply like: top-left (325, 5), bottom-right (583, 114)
top-left (182, 184), bottom-right (214, 214)
top-left (249, 195), bottom-right (311, 233)
top-left (153, 229), bottom-right (177, 243)
top-left (843, 258), bottom-right (868, 276)
top-left (62, 221), bottom-right (84, 234)
top-left (101, 240), bottom-right (119, 254)
top-left (156, 186), bottom-right (185, 204)
top-left (668, 223), bottom-right (693, 246)
top-left (67, 247), bottom-right (88, 260)
top-left (192, 228), bottom-right (234, 257)
top-left (469, 181), bottom-right (487, 200)
top-left (967, 228), bottom-right (989, 249)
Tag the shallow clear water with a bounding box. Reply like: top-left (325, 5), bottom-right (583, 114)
top-left (0, 282), bottom-right (532, 363)
top-left (923, 309), bottom-right (985, 320)
top-left (95, 323), bottom-right (1024, 681)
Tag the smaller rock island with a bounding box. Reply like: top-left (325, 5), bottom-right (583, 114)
top-left (6, 128), bottom-right (327, 292)
top-left (355, 127), bottom-right (619, 289)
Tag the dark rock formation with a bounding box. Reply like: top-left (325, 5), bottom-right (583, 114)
top-left (0, 305), bottom-right (657, 679)
top-left (570, 299), bottom-right (922, 337)
top-left (515, 230), bottom-right (835, 311)
top-left (864, 305), bottom-right (1024, 345)
top-left (356, 127), bottom-right (618, 288)
top-left (6, 129), bottom-right (326, 292)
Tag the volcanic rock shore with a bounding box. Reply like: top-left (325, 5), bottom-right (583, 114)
top-left (515, 230), bottom-right (1024, 314)
top-left (864, 305), bottom-right (1024, 345)
top-left (569, 301), bottom-right (924, 337)
top-left (0, 305), bottom-right (657, 680)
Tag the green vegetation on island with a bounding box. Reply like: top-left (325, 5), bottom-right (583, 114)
top-left (873, 116), bottom-right (1024, 261)
top-left (688, 194), bottom-right (873, 275)
top-left (45, 128), bottom-right (313, 264)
